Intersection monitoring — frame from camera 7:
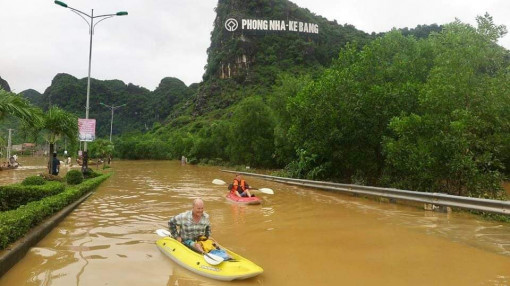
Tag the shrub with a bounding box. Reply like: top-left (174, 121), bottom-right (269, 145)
top-left (39, 173), bottom-right (64, 182)
top-left (0, 181), bottom-right (65, 211)
top-left (66, 170), bottom-right (84, 185)
top-left (83, 168), bottom-right (101, 179)
top-left (21, 175), bottom-right (46, 186)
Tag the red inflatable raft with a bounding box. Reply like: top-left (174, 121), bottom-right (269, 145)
top-left (225, 192), bottom-right (262, 205)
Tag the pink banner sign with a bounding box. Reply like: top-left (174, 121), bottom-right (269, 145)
top-left (78, 119), bottom-right (96, 142)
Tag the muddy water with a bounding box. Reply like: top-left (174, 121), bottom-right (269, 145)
top-left (504, 181), bottom-right (510, 197)
top-left (1, 160), bottom-right (509, 286)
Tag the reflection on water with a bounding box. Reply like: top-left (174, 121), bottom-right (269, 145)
top-left (0, 160), bottom-right (509, 286)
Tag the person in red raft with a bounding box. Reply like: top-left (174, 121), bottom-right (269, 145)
top-left (230, 174), bottom-right (254, 197)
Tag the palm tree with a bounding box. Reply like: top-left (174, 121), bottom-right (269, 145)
top-left (0, 89), bottom-right (42, 160)
top-left (41, 106), bottom-right (78, 174)
top-left (0, 89), bottom-right (42, 126)
top-left (91, 138), bottom-right (114, 169)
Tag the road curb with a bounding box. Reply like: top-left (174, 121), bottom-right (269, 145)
top-left (0, 191), bottom-right (93, 277)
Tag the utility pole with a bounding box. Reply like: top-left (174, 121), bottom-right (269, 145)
top-left (100, 102), bottom-right (126, 141)
top-left (6, 129), bottom-right (14, 160)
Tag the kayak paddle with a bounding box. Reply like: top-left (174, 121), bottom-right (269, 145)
top-left (212, 179), bottom-right (274, 194)
top-left (252, 188), bottom-right (274, 195)
top-left (212, 179), bottom-right (226, 185)
top-left (156, 228), bottom-right (171, 237)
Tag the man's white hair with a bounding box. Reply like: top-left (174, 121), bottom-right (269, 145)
top-left (193, 198), bottom-right (204, 206)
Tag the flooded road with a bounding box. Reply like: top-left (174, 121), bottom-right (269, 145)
top-left (1, 159), bottom-right (509, 285)
top-left (0, 156), bottom-right (97, 185)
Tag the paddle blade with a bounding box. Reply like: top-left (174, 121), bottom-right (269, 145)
top-left (204, 252), bottom-right (224, 265)
top-left (212, 179), bottom-right (226, 185)
top-left (156, 229), bottom-right (171, 237)
top-left (258, 188), bottom-right (274, 195)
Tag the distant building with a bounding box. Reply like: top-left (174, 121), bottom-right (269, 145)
top-left (22, 143), bottom-right (36, 153)
top-left (11, 143), bottom-right (37, 155)
top-left (11, 144), bottom-right (23, 152)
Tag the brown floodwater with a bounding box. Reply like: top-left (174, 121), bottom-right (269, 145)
top-left (1, 158), bottom-right (510, 285)
top-left (0, 156), bottom-right (101, 185)
top-left (505, 181), bottom-right (510, 197)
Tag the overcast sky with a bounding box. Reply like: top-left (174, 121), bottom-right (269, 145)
top-left (1, 0), bottom-right (508, 93)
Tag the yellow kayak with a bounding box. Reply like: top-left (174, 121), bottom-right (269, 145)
top-left (156, 236), bottom-right (263, 281)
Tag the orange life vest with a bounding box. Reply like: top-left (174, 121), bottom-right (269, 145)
top-left (231, 179), bottom-right (247, 194)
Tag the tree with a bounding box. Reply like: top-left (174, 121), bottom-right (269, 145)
top-left (228, 96), bottom-right (276, 167)
top-left (0, 89), bottom-right (41, 127)
top-left (384, 15), bottom-right (509, 198)
top-left (268, 73), bottom-right (311, 168)
top-left (286, 33), bottom-right (430, 181)
top-left (41, 106), bottom-right (78, 174)
top-left (0, 90), bottom-right (42, 159)
top-left (90, 139), bottom-right (114, 169)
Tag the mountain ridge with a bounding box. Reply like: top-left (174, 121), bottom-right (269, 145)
top-left (5, 0), bottom-right (443, 139)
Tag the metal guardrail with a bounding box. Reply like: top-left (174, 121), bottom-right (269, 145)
top-left (221, 170), bottom-right (510, 215)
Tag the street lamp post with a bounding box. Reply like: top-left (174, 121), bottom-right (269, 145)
top-left (54, 1), bottom-right (127, 171)
top-left (6, 129), bottom-right (14, 160)
top-left (100, 102), bottom-right (126, 142)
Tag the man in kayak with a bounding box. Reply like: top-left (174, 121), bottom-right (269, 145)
top-left (230, 174), bottom-right (253, 197)
top-left (168, 198), bottom-right (211, 253)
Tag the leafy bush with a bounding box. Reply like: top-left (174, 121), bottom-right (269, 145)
top-left (0, 181), bottom-right (65, 211)
top-left (39, 173), bottom-right (64, 182)
top-left (207, 158), bottom-right (225, 166)
top-left (83, 168), bottom-right (101, 179)
top-left (21, 175), bottom-right (46, 186)
top-left (227, 96), bottom-right (276, 167)
top-left (115, 134), bottom-right (173, 160)
top-left (66, 170), bottom-right (84, 185)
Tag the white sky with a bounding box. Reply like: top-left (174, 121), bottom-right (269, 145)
top-left (1, 0), bottom-right (508, 93)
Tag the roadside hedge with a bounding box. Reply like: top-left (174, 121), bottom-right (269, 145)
top-left (66, 170), bottom-right (84, 185)
top-left (0, 182), bottom-right (65, 211)
top-left (22, 176), bottom-right (46, 186)
top-left (0, 173), bottom-right (110, 250)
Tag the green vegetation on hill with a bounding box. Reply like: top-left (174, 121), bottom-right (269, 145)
top-left (20, 89), bottom-right (44, 107)
top-left (0, 77), bottom-right (10, 92)
top-left (15, 74), bottom-right (194, 140)
top-left (205, 0), bottom-right (372, 82)
top-left (42, 73), bottom-right (153, 137)
top-left (197, 0), bottom-right (372, 116)
top-left (397, 24), bottom-right (443, 39)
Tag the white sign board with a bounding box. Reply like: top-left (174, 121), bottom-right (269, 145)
top-left (225, 18), bottom-right (319, 34)
top-left (78, 119), bottom-right (96, 142)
